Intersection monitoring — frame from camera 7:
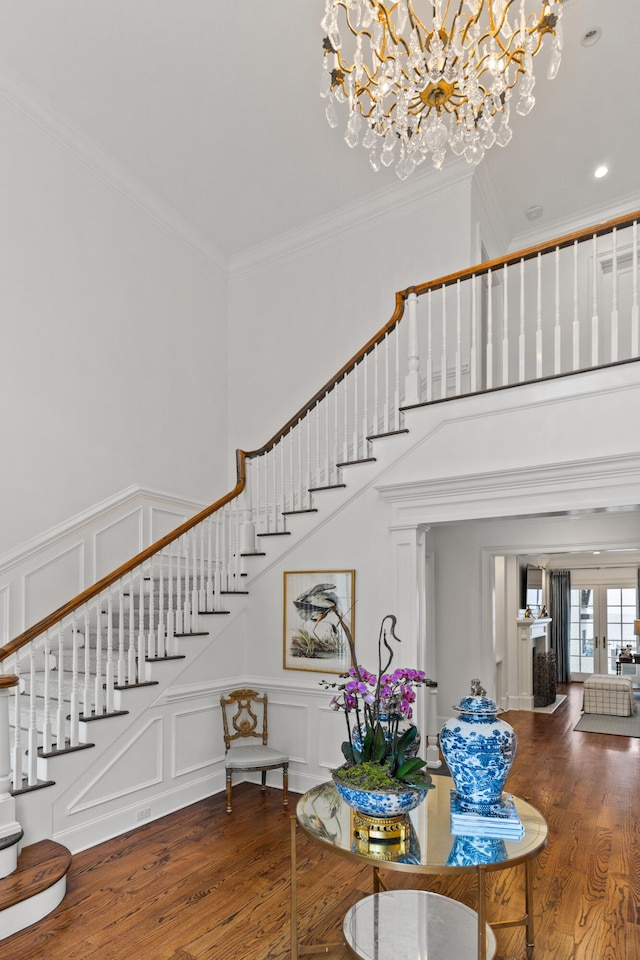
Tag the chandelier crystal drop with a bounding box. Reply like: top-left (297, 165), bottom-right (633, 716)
top-left (321, 1), bottom-right (564, 179)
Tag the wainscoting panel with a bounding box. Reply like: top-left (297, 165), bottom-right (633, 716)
top-left (67, 717), bottom-right (164, 814)
top-left (93, 507), bottom-right (144, 581)
top-left (23, 542), bottom-right (84, 632)
top-left (172, 702), bottom-right (222, 778)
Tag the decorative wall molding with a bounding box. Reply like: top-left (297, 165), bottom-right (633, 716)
top-left (0, 64), bottom-right (227, 277)
top-left (229, 158), bottom-right (473, 279)
top-left (67, 717), bottom-right (164, 815)
top-left (0, 485), bottom-right (204, 577)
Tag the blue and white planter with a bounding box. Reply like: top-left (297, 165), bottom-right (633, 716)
top-left (332, 771), bottom-right (428, 818)
top-left (439, 693), bottom-right (517, 808)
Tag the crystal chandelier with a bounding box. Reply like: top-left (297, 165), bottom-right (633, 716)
top-left (321, 1), bottom-right (564, 179)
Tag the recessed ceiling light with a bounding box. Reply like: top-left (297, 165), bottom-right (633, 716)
top-left (593, 551), bottom-right (601, 555)
top-left (581, 27), bottom-right (602, 47)
top-left (594, 165), bottom-right (609, 179)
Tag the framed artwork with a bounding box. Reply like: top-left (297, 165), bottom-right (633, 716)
top-left (283, 570), bottom-right (355, 673)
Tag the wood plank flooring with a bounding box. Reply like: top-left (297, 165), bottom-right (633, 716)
top-left (3, 682), bottom-right (639, 959)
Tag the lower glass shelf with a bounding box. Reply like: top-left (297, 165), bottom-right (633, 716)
top-left (343, 889), bottom-right (497, 960)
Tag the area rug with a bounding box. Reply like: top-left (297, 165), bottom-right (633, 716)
top-left (574, 707), bottom-right (640, 737)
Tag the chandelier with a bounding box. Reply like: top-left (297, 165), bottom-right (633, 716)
top-left (321, 1), bottom-right (564, 179)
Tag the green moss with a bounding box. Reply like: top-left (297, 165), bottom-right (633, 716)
top-left (333, 762), bottom-right (414, 792)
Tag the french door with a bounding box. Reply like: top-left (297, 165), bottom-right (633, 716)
top-left (569, 583), bottom-right (637, 681)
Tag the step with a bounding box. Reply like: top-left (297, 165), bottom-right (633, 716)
top-left (0, 839), bottom-right (71, 940)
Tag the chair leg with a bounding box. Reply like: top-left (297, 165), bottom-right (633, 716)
top-left (261, 770), bottom-right (267, 792)
top-left (226, 769), bottom-right (233, 814)
top-left (282, 763), bottom-right (289, 807)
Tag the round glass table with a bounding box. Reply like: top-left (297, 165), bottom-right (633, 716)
top-left (291, 776), bottom-right (547, 960)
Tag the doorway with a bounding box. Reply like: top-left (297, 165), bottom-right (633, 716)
top-left (569, 580), bottom-right (638, 681)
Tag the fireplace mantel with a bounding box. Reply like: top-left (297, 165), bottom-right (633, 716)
top-left (516, 617), bottom-right (552, 711)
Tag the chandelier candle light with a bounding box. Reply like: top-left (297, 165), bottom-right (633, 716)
top-left (321, 0), bottom-right (564, 178)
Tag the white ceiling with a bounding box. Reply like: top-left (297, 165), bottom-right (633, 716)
top-left (0, 0), bottom-right (638, 261)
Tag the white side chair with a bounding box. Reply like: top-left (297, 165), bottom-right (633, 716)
top-left (220, 688), bottom-right (289, 814)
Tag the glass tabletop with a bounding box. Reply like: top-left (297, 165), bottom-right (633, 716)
top-left (343, 890), bottom-right (497, 960)
top-left (296, 776), bottom-right (547, 873)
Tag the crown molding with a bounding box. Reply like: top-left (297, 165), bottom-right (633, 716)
top-left (0, 65), bottom-right (228, 279)
top-left (508, 190), bottom-right (640, 252)
top-left (229, 157), bottom-right (474, 280)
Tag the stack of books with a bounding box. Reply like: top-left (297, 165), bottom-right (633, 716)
top-left (450, 790), bottom-right (525, 840)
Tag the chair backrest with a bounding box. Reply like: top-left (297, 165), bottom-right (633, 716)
top-left (220, 688), bottom-right (269, 749)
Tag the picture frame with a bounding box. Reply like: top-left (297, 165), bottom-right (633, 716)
top-left (283, 570), bottom-right (355, 673)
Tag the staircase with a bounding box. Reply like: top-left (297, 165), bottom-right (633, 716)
top-left (1, 207), bottom-right (639, 939)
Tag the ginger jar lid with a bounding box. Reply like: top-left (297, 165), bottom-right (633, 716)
top-left (453, 695), bottom-right (501, 717)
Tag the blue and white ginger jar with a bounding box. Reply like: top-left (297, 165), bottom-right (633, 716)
top-left (439, 691), bottom-right (517, 807)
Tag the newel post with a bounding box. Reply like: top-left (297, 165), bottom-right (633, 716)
top-left (240, 458), bottom-right (257, 555)
top-left (0, 673), bottom-right (23, 877)
top-left (403, 289), bottom-right (421, 406)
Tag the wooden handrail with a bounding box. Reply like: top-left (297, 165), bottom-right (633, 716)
top-left (0, 451), bottom-right (247, 662)
top-left (1, 206), bottom-right (637, 664)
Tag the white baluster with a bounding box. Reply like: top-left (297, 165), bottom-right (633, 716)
top-left (404, 291), bottom-right (420, 405)
top-left (27, 647), bottom-right (37, 786)
top-left (70, 617), bottom-right (80, 746)
top-left (572, 240), bottom-right (580, 370)
top-left (56, 629), bottom-right (65, 745)
top-left (518, 259), bottom-right (525, 382)
top-left (166, 546), bottom-right (176, 649)
top-left (393, 326), bottom-right (400, 428)
top-left (610, 227), bottom-right (619, 362)
top-left (342, 374), bottom-right (349, 462)
top-left (591, 233), bottom-right (599, 366)
top-left (632, 221), bottom-right (639, 356)
top-left (271, 445), bottom-right (278, 532)
top-left (206, 520), bottom-right (214, 611)
top-left (332, 385), bottom-right (338, 482)
top-left (11, 658), bottom-right (22, 791)
top-left (117, 585), bottom-right (126, 685)
top-left (83, 608), bottom-right (92, 718)
top-left (380, 335), bottom-right (388, 432)
top-left (148, 559), bottom-right (158, 656)
top-left (214, 515), bottom-right (222, 612)
top-left (502, 263), bottom-right (509, 386)
top-left (137, 571), bottom-right (146, 677)
top-left (536, 253), bottom-right (543, 378)
top-left (106, 591), bottom-right (115, 713)
top-left (470, 277), bottom-right (477, 393)
top-left (362, 352), bottom-right (370, 446)
top-left (199, 525), bottom-right (207, 613)
top-left (42, 629), bottom-right (53, 754)
top-left (127, 576), bottom-right (136, 681)
top-left (427, 290), bottom-right (433, 401)
top-left (158, 558), bottom-right (167, 658)
top-left (554, 247), bottom-right (561, 374)
top-left (455, 280), bottom-right (462, 396)
top-left (325, 396), bottom-right (331, 487)
top-left (175, 538), bottom-right (184, 635)
top-left (352, 361), bottom-right (359, 459)
top-left (486, 270), bottom-right (493, 389)
top-left (440, 285), bottom-right (447, 399)
top-left (373, 343), bottom-right (380, 436)
top-left (189, 531), bottom-right (197, 632)
top-left (183, 534), bottom-right (192, 633)
top-left (95, 599), bottom-right (104, 715)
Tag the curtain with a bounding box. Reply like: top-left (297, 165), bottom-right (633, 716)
top-left (549, 570), bottom-right (571, 683)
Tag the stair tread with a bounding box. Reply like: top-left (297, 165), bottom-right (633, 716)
top-left (0, 839), bottom-right (71, 912)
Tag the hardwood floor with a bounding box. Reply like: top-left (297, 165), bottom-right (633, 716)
top-left (3, 683), bottom-right (639, 959)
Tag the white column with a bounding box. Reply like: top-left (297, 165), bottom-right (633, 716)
top-left (389, 526), bottom-right (442, 769)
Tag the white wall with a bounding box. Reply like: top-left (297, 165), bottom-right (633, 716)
top-left (0, 92), bottom-right (229, 558)
top-left (226, 165), bottom-right (476, 460)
